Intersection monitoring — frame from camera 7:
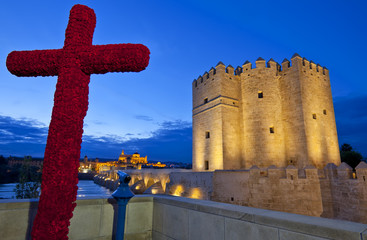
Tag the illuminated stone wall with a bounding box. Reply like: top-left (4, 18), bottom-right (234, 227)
top-left (94, 162), bottom-right (367, 224)
top-left (192, 54), bottom-right (341, 170)
top-left (192, 63), bottom-right (242, 171)
top-left (211, 166), bottom-right (323, 217)
top-left (281, 56), bottom-right (340, 168)
top-left (167, 171), bottom-right (213, 200)
top-left (165, 162), bottom-right (367, 224)
top-left (240, 59), bottom-right (286, 168)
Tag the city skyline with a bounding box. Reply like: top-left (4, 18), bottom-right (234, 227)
top-left (0, 0), bottom-right (366, 162)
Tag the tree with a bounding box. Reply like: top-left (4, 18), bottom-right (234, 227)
top-left (0, 155), bottom-right (7, 184)
top-left (341, 143), bottom-right (353, 152)
top-left (14, 156), bottom-right (42, 199)
top-left (340, 143), bottom-right (363, 169)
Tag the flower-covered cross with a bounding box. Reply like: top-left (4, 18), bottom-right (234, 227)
top-left (6, 4), bottom-right (150, 239)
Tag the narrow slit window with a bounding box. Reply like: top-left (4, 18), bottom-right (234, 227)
top-left (204, 98), bottom-right (208, 104)
top-left (313, 114), bottom-right (317, 119)
top-left (195, 82), bottom-right (197, 87)
top-left (205, 131), bottom-right (210, 139)
top-left (205, 161), bottom-right (209, 170)
top-left (270, 127), bottom-right (274, 134)
top-left (258, 91), bottom-right (263, 98)
top-left (323, 109), bottom-right (327, 115)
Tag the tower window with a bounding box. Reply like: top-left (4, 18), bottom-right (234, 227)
top-left (313, 114), bottom-right (317, 119)
top-left (205, 131), bottom-right (210, 138)
top-left (204, 98), bottom-right (208, 104)
top-left (195, 82), bottom-right (197, 87)
top-left (258, 91), bottom-right (263, 98)
top-left (269, 127), bottom-right (274, 133)
top-left (205, 161), bottom-right (209, 170)
top-left (323, 109), bottom-right (327, 115)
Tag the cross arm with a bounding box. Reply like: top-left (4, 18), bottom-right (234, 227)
top-left (6, 49), bottom-right (62, 77)
top-left (80, 44), bottom-right (150, 75)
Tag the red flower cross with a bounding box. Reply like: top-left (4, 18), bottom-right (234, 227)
top-left (6, 4), bottom-right (150, 240)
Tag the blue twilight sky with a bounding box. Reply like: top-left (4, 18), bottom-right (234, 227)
top-left (0, 0), bottom-right (366, 162)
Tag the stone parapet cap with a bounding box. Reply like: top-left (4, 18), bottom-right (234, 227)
top-left (356, 161), bottom-right (367, 169)
top-left (337, 162), bottom-right (353, 170)
top-left (152, 195), bottom-right (367, 240)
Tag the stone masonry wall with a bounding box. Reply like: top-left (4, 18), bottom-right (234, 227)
top-left (166, 162), bottom-right (367, 224)
top-left (211, 165), bottom-right (323, 217)
top-left (192, 63), bottom-right (243, 171)
top-left (240, 59), bottom-right (286, 168)
top-left (167, 171), bottom-right (214, 200)
top-left (192, 54), bottom-right (341, 171)
top-left (319, 162), bottom-right (367, 223)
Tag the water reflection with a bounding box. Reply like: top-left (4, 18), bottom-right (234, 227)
top-left (76, 180), bottom-right (113, 199)
top-left (0, 180), bottom-right (113, 199)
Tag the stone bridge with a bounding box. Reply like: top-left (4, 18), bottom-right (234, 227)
top-left (94, 169), bottom-right (192, 195)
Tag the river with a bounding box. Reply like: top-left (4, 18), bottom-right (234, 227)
top-left (0, 180), bottom-right (113, 199)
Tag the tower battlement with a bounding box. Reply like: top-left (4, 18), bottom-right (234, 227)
top-left (192, 54), bottom-right (341, 171)
top-left (193, 54), bottom-right (329, 90)
top-left (282, 54), bottom-right (329, 76)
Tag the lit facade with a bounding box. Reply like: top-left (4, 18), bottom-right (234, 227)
top-left (118, 150), bottom-right (147, 165)
top-left (192, 54), bottom-right (341, 171)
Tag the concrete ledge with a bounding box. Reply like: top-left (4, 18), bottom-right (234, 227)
top-left (0, 198), bottom-right (39, 210)
top-left (362, 229), bottom-right (367, 240)
top-left (254, 208), bottom-right (367, 240)
top-left (154, 194), bottom-right (268, 222)
top-left (1, 195), bottom-right (366, 240)
top-left (0, 197), bottom-right (119, 240)
top-left (152, 195), bottom-right (367, 240)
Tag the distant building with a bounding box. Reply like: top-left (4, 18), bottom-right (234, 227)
top-left (79, 156), bottom-right (99, 173)
top-left (118, 150), bottom-right (147, 165)
top-left (8, 156), bottom-right (43, 168)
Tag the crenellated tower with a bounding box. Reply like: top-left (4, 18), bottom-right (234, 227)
top-left (192, 54), bottom-right (341, 171)
top-left (192, 62), bottom-right (242, 170)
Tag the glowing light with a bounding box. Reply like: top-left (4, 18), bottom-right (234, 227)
top-left (152, 189), bottom-right (158, 194)
top-left (173, 185), bottom-right (184, 196)
top-left (135, 185), bottom-right (141, 190)
top-left (190, 188), bottom-right (202, 199)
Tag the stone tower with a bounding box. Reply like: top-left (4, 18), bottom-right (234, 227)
top-left (192, 54), bottom-right (341, 171)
